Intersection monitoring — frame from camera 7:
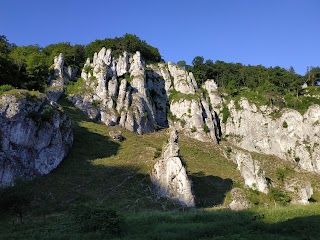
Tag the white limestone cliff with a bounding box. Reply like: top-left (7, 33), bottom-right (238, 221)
top-left (224, 98), bottom-right (320, 173)
top-left (68, 48), bottom-right (220, 142)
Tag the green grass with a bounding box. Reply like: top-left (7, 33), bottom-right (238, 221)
top-left (0, 88), bottom-right (44, 99)
top-left (1, 98), bottom-right (320, 239)
top-left (1, 204), bottom-right (320, 239)
top-left (168, 88), bottom-right (200, 103)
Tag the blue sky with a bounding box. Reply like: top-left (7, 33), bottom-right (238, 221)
top-left (1, 0), bottom-right (319, 75)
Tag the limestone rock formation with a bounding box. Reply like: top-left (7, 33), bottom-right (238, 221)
top-left (67, 48), bottom-right (220, 143)
top-left (0, 90), bottom-right (73, 187)
top-left (150, 129), bottom-right (195, 207)
top-left (224, 98), bottom-right (320, 173)
top-left (284, 178), bottom-right (313, 204)
top-left (202, 79), bottom-right (222, 113)
top-left (232, 150), bottom-right (269, 194)
top-left (228, 188), bottom-right (251, 210)
top-left (47, 53), bottom-right (78, 101)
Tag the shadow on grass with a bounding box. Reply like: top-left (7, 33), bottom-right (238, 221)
top-left (0, 99), bottom-right (168, 216)
top-left (191, 171), bottom-right (233, 207)
top-left (2, 206), bottom-right (320, 240)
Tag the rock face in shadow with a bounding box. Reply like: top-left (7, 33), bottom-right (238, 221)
top-left (150, 129), bottom-right (195, 207)
top-left (67, 48), bottom-right (220, 142)
top-left (0, 90), bottom-right (73, 187)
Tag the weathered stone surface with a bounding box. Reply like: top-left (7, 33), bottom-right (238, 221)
top-left (68, 48), bottom-right (220, 143)
top-left (0, 90), bottom-right (73, 187)
top-left (47, 53), bottom-right (78, 101)
top-left (224, 98), bottom-right (320, 173)
top-left (231, 150), bottom-right (269, 194)
top-left (202, 79), bottom-right (222, 113)
top-left (284, 179), bottom-right (313, 204)
top-left (228, 188), bottom-right (251, 210)
top-left (151, 129), bottom-right (195, 207)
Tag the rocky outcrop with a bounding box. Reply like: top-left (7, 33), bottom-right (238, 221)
top-left (202, 79), bottom-right (222, 113)
top-left (232, 150), bottom-right (269, 194)
top-left (224, 98), bottom-right (320, 173)
top-left (228, 188), bottom-right (251, 210)
top-left (0, 90), bottom-right (73, 187)
top-left (284, 179), bottom-right (313, 204)
top-left (47, 53), bottom-right (78, 101)
top-left (67, 48), bottom-right (220, 142)
top-left (150, 129), bottom-right (195, 207)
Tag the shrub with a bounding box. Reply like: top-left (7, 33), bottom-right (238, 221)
top-left (282, 121), bottom-right (288, 128)
top-left (269, 188), bottom-right (291, 204)
top-left (41, 107), bottom-right (54, 122)
top-left (0, 180), bottom-right (32, 223)
top-left (154, 148), bottom-right (162, 159)
top-left (71, 205), bottom-right (126, 234)
top-left (275, 168), bottom-right (286, 182)
top-left (191, 126), bottom-right (197, 133)
top-left (83, 65), bottom-right (92, 74)
top-left (180, 119), bottom-right (186, 127)
top-left (203, 123), bottom-right (210, 133)
top-left (222, 104), bottom-right (230, 124)
top-left (0, 84), bottom-right (14, 95)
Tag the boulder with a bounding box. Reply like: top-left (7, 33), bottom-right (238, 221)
top-left (228, 188), bottom-right (251, 210)
top-left (0, 90), bottom-right (73, 187)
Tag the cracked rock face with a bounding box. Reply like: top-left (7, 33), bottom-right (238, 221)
top-left (232, 150), bottom-right (269, 194)
top-left (150, 129), bottom-right (195, 207)
top-left (284, 178), bottom-right (313, 204)
top-left (67, 48), bottom-right (220, 143)
top-left (224, 98), bottom-right (320, 173)
top-left (47, 53), bottom-right (78, 101)
top-left (0, 90), bottom-right (73, 187)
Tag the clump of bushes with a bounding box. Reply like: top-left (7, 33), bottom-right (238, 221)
top-left (0, 84), bottom-right (14, 95)
top-left (71, 205), bottom-right (126, 235)
top-left (0, 180), bottom-right (33, 223)
top-left (269, 188), bottom-right (291, 204)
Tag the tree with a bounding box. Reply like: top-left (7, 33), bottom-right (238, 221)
top-left (85, 34), bottom-right (161, 63)
top-left (192, 56), bottom-right (204, 66)
top-left (177, 60), bottom-right (186, 69)
top-left (0, 35), bottom-right (15, 57)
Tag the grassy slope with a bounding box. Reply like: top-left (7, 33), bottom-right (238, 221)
top-left (1, 98), bottom-right (320, 239)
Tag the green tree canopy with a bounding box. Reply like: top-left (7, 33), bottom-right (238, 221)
top-left (85, 34), bottom-right (161, 63)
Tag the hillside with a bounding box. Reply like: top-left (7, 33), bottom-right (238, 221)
top-left (1, 98), bottom-right (320, 239)
top-left (1, 34), bottom-right (320, 239)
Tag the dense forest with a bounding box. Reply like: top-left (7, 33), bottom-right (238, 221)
top-left (1, 33), bottom-right (320, 106)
